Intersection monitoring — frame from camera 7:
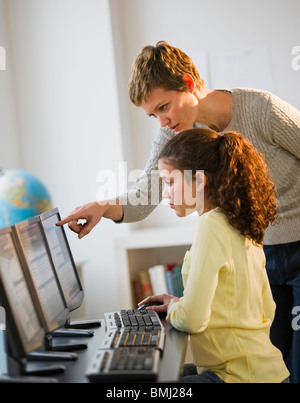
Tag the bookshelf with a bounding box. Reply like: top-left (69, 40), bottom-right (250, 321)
top-left (114, 225), bottom-right (194, 308)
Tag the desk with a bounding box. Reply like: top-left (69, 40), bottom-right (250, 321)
top-left (27, 316), bottom-right (188, 383)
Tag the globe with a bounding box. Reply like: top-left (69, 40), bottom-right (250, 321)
top-left (0, 169), bottom-right (52, 229)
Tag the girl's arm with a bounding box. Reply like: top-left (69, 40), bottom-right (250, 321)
top-left (167, 215), bottom-right (229, 334)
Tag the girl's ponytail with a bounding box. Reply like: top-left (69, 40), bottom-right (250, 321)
top-left (212, 131), bottom-right (277, 245)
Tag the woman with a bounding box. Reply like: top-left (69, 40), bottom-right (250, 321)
top-left (58, 41), bottom-right (300, 381)
top-left (139, 127), bottom-right (289, 383)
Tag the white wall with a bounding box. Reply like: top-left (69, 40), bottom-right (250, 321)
top-left (3, 0), bottom-right (129, 318)
top-left (111, 0), bottom-right (300, 229)
top-left (0, 0), bottom-right (21, 169)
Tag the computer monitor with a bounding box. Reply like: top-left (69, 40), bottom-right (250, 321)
top-left (0, 227), bottom-right (45, 359)
top-left (12, 216), bottom-right (69, 334)
top-left (39, 208), bottom-right (84, 312)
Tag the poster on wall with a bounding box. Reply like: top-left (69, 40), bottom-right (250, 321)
top-left (215, 45), bottom-right (274, 92)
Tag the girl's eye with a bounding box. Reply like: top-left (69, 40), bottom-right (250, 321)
top-left (159, 104), bottom-right (167, 112)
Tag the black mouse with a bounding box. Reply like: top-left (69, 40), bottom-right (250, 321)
top-left (138, 301), bottom-right (163, 311)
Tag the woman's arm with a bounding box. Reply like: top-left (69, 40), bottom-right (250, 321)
top-left (58, 127), bottom-right (175, 236)
top-left (266, 93), bottom-right (300, 159)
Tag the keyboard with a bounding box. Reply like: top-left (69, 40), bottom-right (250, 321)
top-left (104, 309), bottom-right (163, 329)
top-left (99, 326), bottom-right (165, 351)
top-left (85, 309), bottom-right (165, 382)
top-left (86, 347), bottom-right (160, 382)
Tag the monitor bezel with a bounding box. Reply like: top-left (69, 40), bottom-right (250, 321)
top-left (12, 216), bottom-right (69, 333)
top-left (0, 226), bottom-right (45, 358)
top-left (39, 208), bottom-right (84, 312)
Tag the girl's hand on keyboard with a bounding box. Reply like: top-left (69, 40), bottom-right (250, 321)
top-left (138, 294), bottom-right (178, 313)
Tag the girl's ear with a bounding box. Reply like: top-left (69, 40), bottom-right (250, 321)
top-left (195, 171), bottom-right (206, 192)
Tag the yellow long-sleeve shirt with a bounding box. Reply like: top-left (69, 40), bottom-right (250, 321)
top-left (167, 208), bottom-right (289, 383)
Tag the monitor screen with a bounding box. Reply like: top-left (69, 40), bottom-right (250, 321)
top-left (0, 228), bottom-right (45, 357)
top-left (13, 217), bottom-right (69, 333)
top-left (39, 208), bottom-right (84, 311)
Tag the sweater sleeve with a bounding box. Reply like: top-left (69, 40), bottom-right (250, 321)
top-left (265, 93), bottom-right (300, 159)
top-left (166, 215), bottom-right (230, 334)
top-left (118, 127), bottom-right (175, 223)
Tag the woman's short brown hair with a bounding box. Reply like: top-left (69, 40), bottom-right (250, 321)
top-left (128, 41), bottom-right (205, 106)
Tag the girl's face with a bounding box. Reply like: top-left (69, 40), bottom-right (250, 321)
top-left (158, 160), bottom-right (204, 217)
top-left (140, 87), bottom-right (198, 133)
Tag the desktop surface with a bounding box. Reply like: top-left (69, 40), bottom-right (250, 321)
top-left (27, 316), bottom-right (188, 383)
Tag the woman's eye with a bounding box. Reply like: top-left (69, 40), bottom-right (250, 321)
top-left (159, 104), bottom-right (167, 112)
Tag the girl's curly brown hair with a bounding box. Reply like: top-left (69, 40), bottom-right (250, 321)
top-left (158, 128), bottom-right (277, 245)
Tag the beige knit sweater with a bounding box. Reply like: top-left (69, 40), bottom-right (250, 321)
top-left (119, 88), bottom-right (300, 245)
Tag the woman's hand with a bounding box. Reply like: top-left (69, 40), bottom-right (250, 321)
top-left (56, 200), bottom-right (123, 239)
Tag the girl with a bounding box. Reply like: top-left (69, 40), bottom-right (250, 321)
top-left (139, 127), bottom-right (289, 383)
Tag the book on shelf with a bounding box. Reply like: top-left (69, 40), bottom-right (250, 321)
top-left (139, 269), bottom-right (153, 298)
top-left (165, 265), bottom-right (184, 298)
top-left (132, 263), bottom-right (184, 305)
top-left (132, 269), bottom-right (153, 305)
top-left (132, 276), bottom-right (143, 305)
top-left (148, 265), bottom-right (168, 295)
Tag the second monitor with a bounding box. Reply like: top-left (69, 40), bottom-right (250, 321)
top-left (39, 208), bottom-right (100, 330)
top-left (39, 208), bottom-right (84, 312)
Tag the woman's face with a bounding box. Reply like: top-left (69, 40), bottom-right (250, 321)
top-left (140, 87), bottom-right (198, 133)
top-left (158, 160), bottom-right (202, 217)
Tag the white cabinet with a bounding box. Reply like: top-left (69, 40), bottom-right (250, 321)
top-left (114, 226), bottom-right (194, 308)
